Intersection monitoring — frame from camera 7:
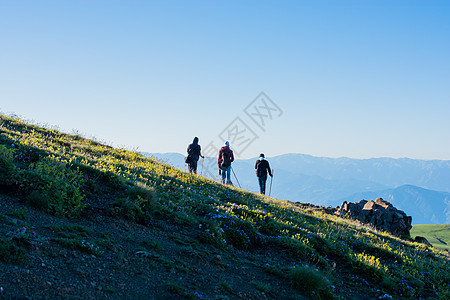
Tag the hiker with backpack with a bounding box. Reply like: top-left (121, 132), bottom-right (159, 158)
top-left (255, 153), bottom-right (272, 195)
top-left (186, 137), bottom-right (204, 174)
top-left (218, 141), bottom-right (234, 185)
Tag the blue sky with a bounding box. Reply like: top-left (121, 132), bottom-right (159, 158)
top-left (1, 0), bottom-right (449, 160)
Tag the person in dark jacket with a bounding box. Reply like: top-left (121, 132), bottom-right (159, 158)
top-left (255, 153), bottom-right (272, 195)
top-left (218, 141), bottom-right (234, 185)
top-left (187, 137), bottom-right (204, 174)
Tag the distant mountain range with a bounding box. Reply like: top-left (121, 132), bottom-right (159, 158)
top-left (340, 185), bottom-right (450, 225)
top-left (143, 152), bottom-right (450, 225)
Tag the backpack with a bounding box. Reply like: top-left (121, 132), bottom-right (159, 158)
top-left (256, 160), bottom-right (267, 177)
top-left (221, 149), bottom-right (231, 168)
top-left (187, 144), bottom-right (200, 160)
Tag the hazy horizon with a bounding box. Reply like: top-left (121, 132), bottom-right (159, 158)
top-left (146, 151), bottom-right (450, 162)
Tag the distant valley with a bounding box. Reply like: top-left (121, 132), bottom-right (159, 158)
top-left (144, 152), bottom-right (450, 225)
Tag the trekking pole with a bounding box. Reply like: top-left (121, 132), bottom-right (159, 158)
top-left (201, 157), bottom-right (204, 176)
top-left (269, 169), bottom-right (274, 197)
top-left (230, 166), bottom-right (241, 188)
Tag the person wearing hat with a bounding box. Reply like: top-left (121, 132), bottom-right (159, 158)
top-left (218, 141), bottom-right (234, 185)
top-left (255, 153), bottom-right (272, 195)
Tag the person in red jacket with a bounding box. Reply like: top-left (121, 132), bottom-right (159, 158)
top-left (218, 141), bottom-right (234, 185)
top-left (255, 153), bottom-right (272, 195)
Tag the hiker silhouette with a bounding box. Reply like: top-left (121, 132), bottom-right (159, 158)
top-left (255, 153), bottom-right (272, 195)
top-left (218, 141), bottom-right (234, 185)
top-left (186, 137), bottom-right (204, 174)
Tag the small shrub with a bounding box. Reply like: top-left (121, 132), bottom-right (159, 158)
top-left (53, 238), bottom-right (102, 256)
top-left (22, 158), bottom-right (86, 218)
top-left (198, 222), bottom-right (227, 248)
top-left (49, 224), bottom-right (92, 235)
top-left (289, 265), bottom-right (333, 299)
top-left (97, 232), bottom-right (114, 248)
top-left (140, 239), bottom-right (161, 252)
top-left (263, 263), bottom-right (284, 277)
top-left (27, 190), bottom-right (49, 211)
top-left (9, 208), bottom-right (29, 221)
top-left (349, 251), bottom-right (386, 281)
top-left (9, 226), bottom-right (39, 249)
top-left (257, 217), bottom-right (282, 236)
top-left (112, 182), bottom-right (159, 225)
top-left (221, 218), bottom-right (264, 249)
top-left (220, 281), bottom-right (233, 294)
top-left (0, 237), bottom-right (26, 263)
top-left (0, 145), bottom-right (17, 185)
top-left (275, 236), bottom-right (314, 259)
top-left (251, 280), bottom-right (272, 293)
top-left (166, 281), bottom-right (184, 296)
top-left (381, 276), bottom-right (397, 293)
top-left (48, 225), bottom-right (92, 240)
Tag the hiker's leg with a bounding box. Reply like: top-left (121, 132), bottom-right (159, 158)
top-left (261, 175), bottom-right (267, 194)
top-left (193, 160), bottom-right (198, 174)
top-left (226, 166), bottom-right (231, 184)
top-left (191, 160), bottom-right (198, 174)
top-left (221, 167), bottom-right (226, 183)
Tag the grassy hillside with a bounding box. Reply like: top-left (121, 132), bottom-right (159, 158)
top-left (411, 224), bottom-right (450, 251)
top-left (1, 113), bottom-right (449, 299)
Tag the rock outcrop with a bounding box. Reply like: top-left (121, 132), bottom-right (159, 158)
top-left (335, 198), bottom-right (412, 237)
top-left (414, 236), bottom-right (432, 247)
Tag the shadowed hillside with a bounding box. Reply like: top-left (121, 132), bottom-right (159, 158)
top-left (1, 114), bottom-right (449, 299)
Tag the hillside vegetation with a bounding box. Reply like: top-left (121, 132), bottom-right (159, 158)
top-left (0, 113), bottom-right (449, 299)
top-left (411, 224), bottom-right (450, 252)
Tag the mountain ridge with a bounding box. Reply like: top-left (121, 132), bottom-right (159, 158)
top-left (340, 184), bottom-right (450, 225)
top-left (145, 152), bottom-right (450, 224)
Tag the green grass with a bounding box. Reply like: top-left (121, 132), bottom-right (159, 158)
top-left (220, 281), bottom-right (233, 294)
top-left (411, 224), bottom-right (450, 251)
top-left (251, 280), bottom-right (272, 293)
top-left (1, 113), bottom-right (449, 299)
top-left (0, 237), bottom-right (27, 263)
top-left (289, 265), bottom-right (333, 299)
top-left (52, 238), bottom-right (102, 256)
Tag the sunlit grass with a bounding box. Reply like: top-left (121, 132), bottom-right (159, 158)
top-left (411, 224), bottom-right (450, 251)
top-left (1, 113), bottom-right (449, 299)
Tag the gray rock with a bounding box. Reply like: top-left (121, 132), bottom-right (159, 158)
top-left (414, 236), bottom-right (432, 247)
top-left (336, 198), bottom-right (412, 237)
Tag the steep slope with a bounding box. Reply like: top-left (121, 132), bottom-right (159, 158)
top-left (1, 114), bottom-right (449, 299)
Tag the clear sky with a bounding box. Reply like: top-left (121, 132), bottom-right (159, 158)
top-left (1, 0), bottom-right (449, 160)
